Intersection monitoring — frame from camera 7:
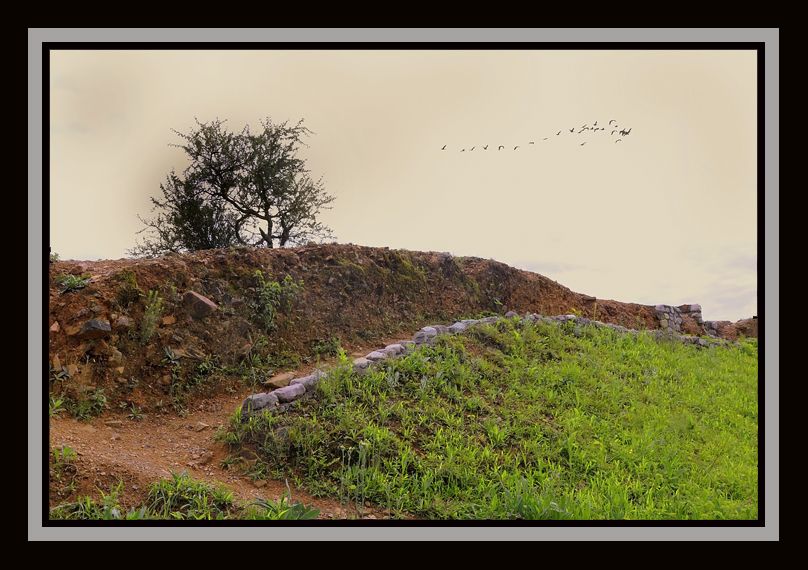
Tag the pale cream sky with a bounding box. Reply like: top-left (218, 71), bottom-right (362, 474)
top-left (49, 49), bottom-right (757, 321)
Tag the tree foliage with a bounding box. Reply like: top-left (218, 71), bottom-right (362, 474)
top-left (131, 118), bottom-right (335, 256)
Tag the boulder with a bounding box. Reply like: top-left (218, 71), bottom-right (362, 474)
top-left (366, 350), bottom-right (389, 362)
top-left (353, 357), bottom-right (372, 372)
top-left (290, 370), bottom-right (326, 390)
top-left (448, 322), bottom-right (468, 333)
top-left (505, 311), bottom-right (519, 318)
top-left (263, 371), bottom-right (296, 389)
top-left (383, 344), bottom-right (405, 356)
top-left (241, 392), bottom-right (279, 417)
top-left (77, 319), bottom-right (112, 340)
top-left (274, 383), bottom-right (306, 403)
top-left (182, 291), bottom-right (218, 320)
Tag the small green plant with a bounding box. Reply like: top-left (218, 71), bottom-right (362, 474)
top-left (52, 445), bottom-right (77, 473)
top-left (69, 388), bottom-right (107, 420)
top-left (244, 494), bottom-right (320, 520)
top-left (312, 336), bottom-right (342, 359)
top-left (49, 251), bottom-right (60, 263)
top-left (249, 271), bottom-right (303, 331)
top-left (55, 273), bottom-right (91, 293)
top-left (127, 404), bottom-right (145, 421)
top-left (140, 289), bottom-right (164, 343)
top-left (115, 270), bottom-right (143, 308)
top-left (49, 396), bottom-right (65, 418)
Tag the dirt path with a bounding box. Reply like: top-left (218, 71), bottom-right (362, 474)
top-left (49, 342), bottom-right (407, 520)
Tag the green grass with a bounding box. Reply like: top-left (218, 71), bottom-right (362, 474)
top-left (50, 472), bottom-right (319, 520)
top-left (224, 319), bottom-right (758, 520)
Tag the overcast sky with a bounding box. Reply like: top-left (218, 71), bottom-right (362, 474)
top-left (49, 49), bottom-right (757, 321)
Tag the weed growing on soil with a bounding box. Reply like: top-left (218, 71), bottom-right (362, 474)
top-left (50, 472), bottom-right (319, 520)
top-left (249, 271), bottom-right (303, 332)
top-left (225, 319), bottom-right (758, 520)
top-left (115, 270), bottom-right (143, 308)
top-left (140, 290), bottom-right (164, 343)
top-left (312, 336), bottom-right (343, 359)
top-left (49, 396), bottom-right (65, 418)
top-left (244, 494), bottom-right (320, 520)
top-left (67, 388), bottom-right (107, 420)
top-left (49, 251), bottom-right (59, 263)
top-left (55, 273), bottom-right (91, 293)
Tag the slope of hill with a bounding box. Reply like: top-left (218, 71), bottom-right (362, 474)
top-left (47, 244), bottom-right (759, 520)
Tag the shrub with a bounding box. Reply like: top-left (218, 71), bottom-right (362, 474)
top-left (140, 290), bottom-right (164, 343)
top-left (249, 271), bottom-right (303, 331)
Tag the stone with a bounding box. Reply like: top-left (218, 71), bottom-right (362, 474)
top-left (448, 322), bottom-right (468, 333)
top-left (366, 350), bottom-right (389, 362)
top-left (353, 357), bottom-right (372, 372)
top-left (479, 316), bottom-right (499, 324)
top-left (432, 325), bottom-right (449, 334)
top-left (52, 354), bottom-right (61, 371)
top-left (241, 392), bottom-right (279, 416)
top-left (77, 319), bottom-right (112, 340)
top-left (505, 311), bottom-right (519, 318)
top-left (109, 348), bottom-right (124, 365)
top-left (290, 370), bottom-right (326, 390)
top-left (49, 321), bottom-right (60, 333)
top-left (413, 327), bottom-right (438, 344)
top-left (461, 319), bottom-right (479, 325)
top-left (161, 315), bottom-right (177, 326)
top-left (263, 371), bottom-right (296, 389)
top-left (182, 291), bottom-right (218, 320)
top-left (383, 344), bottom-right (405, 355)
top-left (114, 366), bottom-right (125, 375)
top-left (655, 304), bottom-right (667, 312)
top-left (194, 422), bottom-right (210, 432)
top-left (113, 316), bottom-right (133, 331)
top-left (274, 383), bottom-right (306, 403)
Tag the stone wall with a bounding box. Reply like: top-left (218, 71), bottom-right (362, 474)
top-left (240, 312), bottom-right (734, 419)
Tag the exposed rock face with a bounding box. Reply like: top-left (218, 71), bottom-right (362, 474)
top-left (182, 291), bottom-right (218, 320)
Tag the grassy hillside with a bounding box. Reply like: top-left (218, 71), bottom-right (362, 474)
top-left (223, 317), bottom-right (758, 520)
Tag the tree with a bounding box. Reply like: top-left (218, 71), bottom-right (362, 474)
top-left (131, 117), bottom-right (335, 256)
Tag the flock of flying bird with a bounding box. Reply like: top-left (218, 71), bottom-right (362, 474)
top-left (441, 120), bottom-right (632, 152)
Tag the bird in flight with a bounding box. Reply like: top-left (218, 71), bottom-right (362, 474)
top-left (514, 146), bottom-right (520, 150)
top-left (498, 145), bottom-right (505, 150)
top-left (593, 121), bottom-right (598, 127)
top-left (470, 146), bottom-right (476, 151)
top-left (580, 142), bottom-right (586, 146)
top-left (461, 148), bottom-right (465, 152)
top-left (543, 137), bottom-right (548, 140)
top-left (569, 128), bottom-right (575, 133)
top-left (441, 145), bottom-right (447, 150)
top-left (615, 139), bottom-right (622, 143)
top-left (609, 119), bottom-right (616, 125)
top-left (529, 141), bottom-right (535, 145)
top-left (611, 130), bottom-right (617, 135)
top-left (483, 145), bottom-right (489, 150)
top-left (556, 131), bottom-right (561, 135)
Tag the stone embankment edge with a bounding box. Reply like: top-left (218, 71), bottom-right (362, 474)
top-left (240, 312), bottom-right (736, 419)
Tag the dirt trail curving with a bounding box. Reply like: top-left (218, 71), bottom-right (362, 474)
top-left (49, 343), bottom-right (404, 520)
